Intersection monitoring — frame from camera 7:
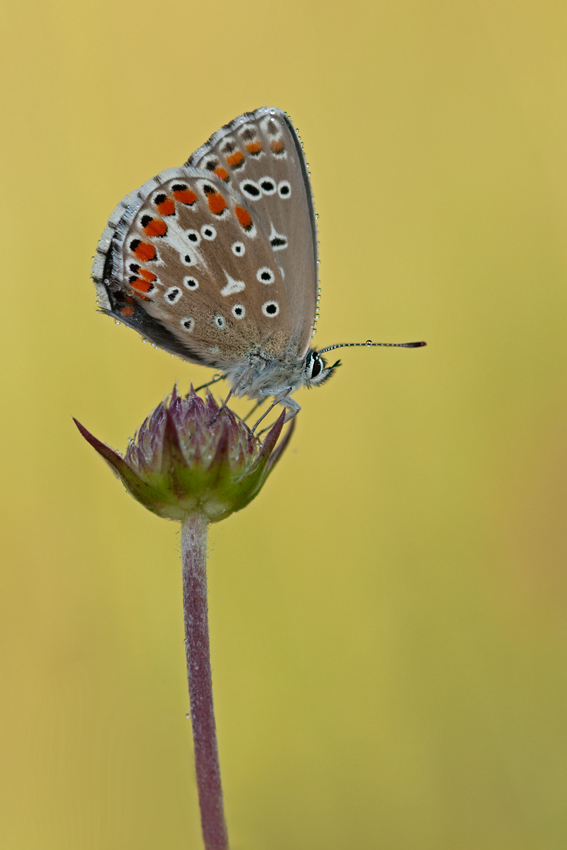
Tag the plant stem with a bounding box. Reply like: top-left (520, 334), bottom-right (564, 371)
top-left (181, 511), bottom-right (229, 850)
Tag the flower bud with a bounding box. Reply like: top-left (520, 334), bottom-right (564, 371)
top-left (74, 387), bottom-right (294, 522)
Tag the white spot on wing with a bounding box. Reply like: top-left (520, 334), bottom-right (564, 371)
top-left (260, 115), bottom-right (282, 138)
top-left (259, 176), bottom-right (277, 195)
top-left (240, 179), bottom-right (261, 201)
top-left (262, 300), bottom-right (280, 317)
top-left (161, 219), bottom-right (204, 263)
top-left (186, 229), bottom-right (201, 245)
top-left (221, 274), bottom-right (246, 297)
top-left (257, 267), bottom-right (275, 284)
top-left (269, 223), bottom-right (288, 251)
top-left (165, 287), bottom-right (182, 304)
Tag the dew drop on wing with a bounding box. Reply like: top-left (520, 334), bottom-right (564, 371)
top-left (366, 339), bottom-right (372, 346)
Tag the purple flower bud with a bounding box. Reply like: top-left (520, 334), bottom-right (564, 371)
top-left (74, 386), bottom-right (295, 522)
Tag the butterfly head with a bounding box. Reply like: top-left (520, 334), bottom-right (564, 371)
top-left (303, 349), bottom-right (341, 389)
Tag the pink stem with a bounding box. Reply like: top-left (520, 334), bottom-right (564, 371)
top-left (181, 512), bottom-right (229, 850)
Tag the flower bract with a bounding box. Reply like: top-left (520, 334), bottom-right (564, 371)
top-left (74, 387), bottom-right (295, 522)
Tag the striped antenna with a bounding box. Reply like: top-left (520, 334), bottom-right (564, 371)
top-left (318, 339), bottom-right (426, 354)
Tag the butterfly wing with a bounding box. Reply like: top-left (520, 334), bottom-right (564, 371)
top-left (188, 107), bottom-right (319, 358)
top-left (92, 167), bottom-right (292, 370)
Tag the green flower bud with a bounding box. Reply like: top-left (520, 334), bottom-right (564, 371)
top-left (74, 386), bottom-right (294, 522)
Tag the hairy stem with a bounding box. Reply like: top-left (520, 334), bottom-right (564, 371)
top-left (181, 511), bottom-right (229, 850)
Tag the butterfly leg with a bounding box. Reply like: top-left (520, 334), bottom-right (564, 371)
top-left (205, 386), bottom-right (234, 425)
top-left (255, 399), bottom-right (301, 434)
top-left (219, 386), bottom-right (234, 411)
top-left (243, 398), bottom-right (266, 423)
top-left (251, 389), bottom-right (299, 433)
top-left (207, 364), bottom-right (255, 424)
top-left (193, 374), bottom-right (223, 392)
top-left (254, 396), bottom-right (300, 438)
top-left (280, 396), bottom-right (301, 424)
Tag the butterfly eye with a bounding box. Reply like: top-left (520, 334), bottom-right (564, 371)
top-left (278, 180), bottom-right (291, 198)
top-left (180, 317), bottom-right (195, 332)
top-left (201, 225), bottom-right (217, 240)
top-left (309, 356), bottom-right (323, 379)
top-left (232, 242), bottom-right (245, 256)
top-left (186, 229), bottom-right (201, 244)
top-left (304, 351), bottom-right (338, 387)
top-left (214, 315), bottom-right (226, 330)
top-left (184, 277), bottom-right (199, 291)
top-left (232, 304), bottom-right (245, 319)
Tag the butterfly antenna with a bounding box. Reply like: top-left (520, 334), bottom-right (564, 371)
top-left (318, 339), bottom-right (426, 354)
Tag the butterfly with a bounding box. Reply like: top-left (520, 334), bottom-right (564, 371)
top-left (92, 107), bottom-right (425, 424)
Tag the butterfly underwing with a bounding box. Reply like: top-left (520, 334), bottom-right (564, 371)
top-left (92, 107), bottom-right (424, 419)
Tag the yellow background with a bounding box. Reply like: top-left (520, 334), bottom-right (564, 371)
top-left (3, 1), bottom-right (567, 847)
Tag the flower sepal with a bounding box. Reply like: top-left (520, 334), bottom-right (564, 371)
top-left (74, 387), bottom-right (294, 522)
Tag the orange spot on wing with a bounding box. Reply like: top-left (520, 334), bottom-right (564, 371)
top-left (172, 188), bottom-right (198, 205)
top-left (119, 305), bottom-right (135, 317)
top-left (143, 219), bottom-right (167, 237)
top-left (246, 141), bottom-right (262, 154)
top-left (213, 167), bottom-right (229, 182)
top-left (226, 150), bottom-right (244, 167)
top-left (234, 205), bottom-right (253, 230)
top-left (133, 242), bottom-right (156, 262)
top-left (156, 197), bottom-right (175, 216)
top-left (207, 192), bottom-right (227, 215)
top-left (271, 139), bottom-right (285, 153)
top-left (130, 278), bottom-right (154, 293)
top-left (139, 269), bottom-right (157, 281)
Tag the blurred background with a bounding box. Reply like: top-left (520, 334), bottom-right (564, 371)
top-left (2, 1), bottom-right (567, 847)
